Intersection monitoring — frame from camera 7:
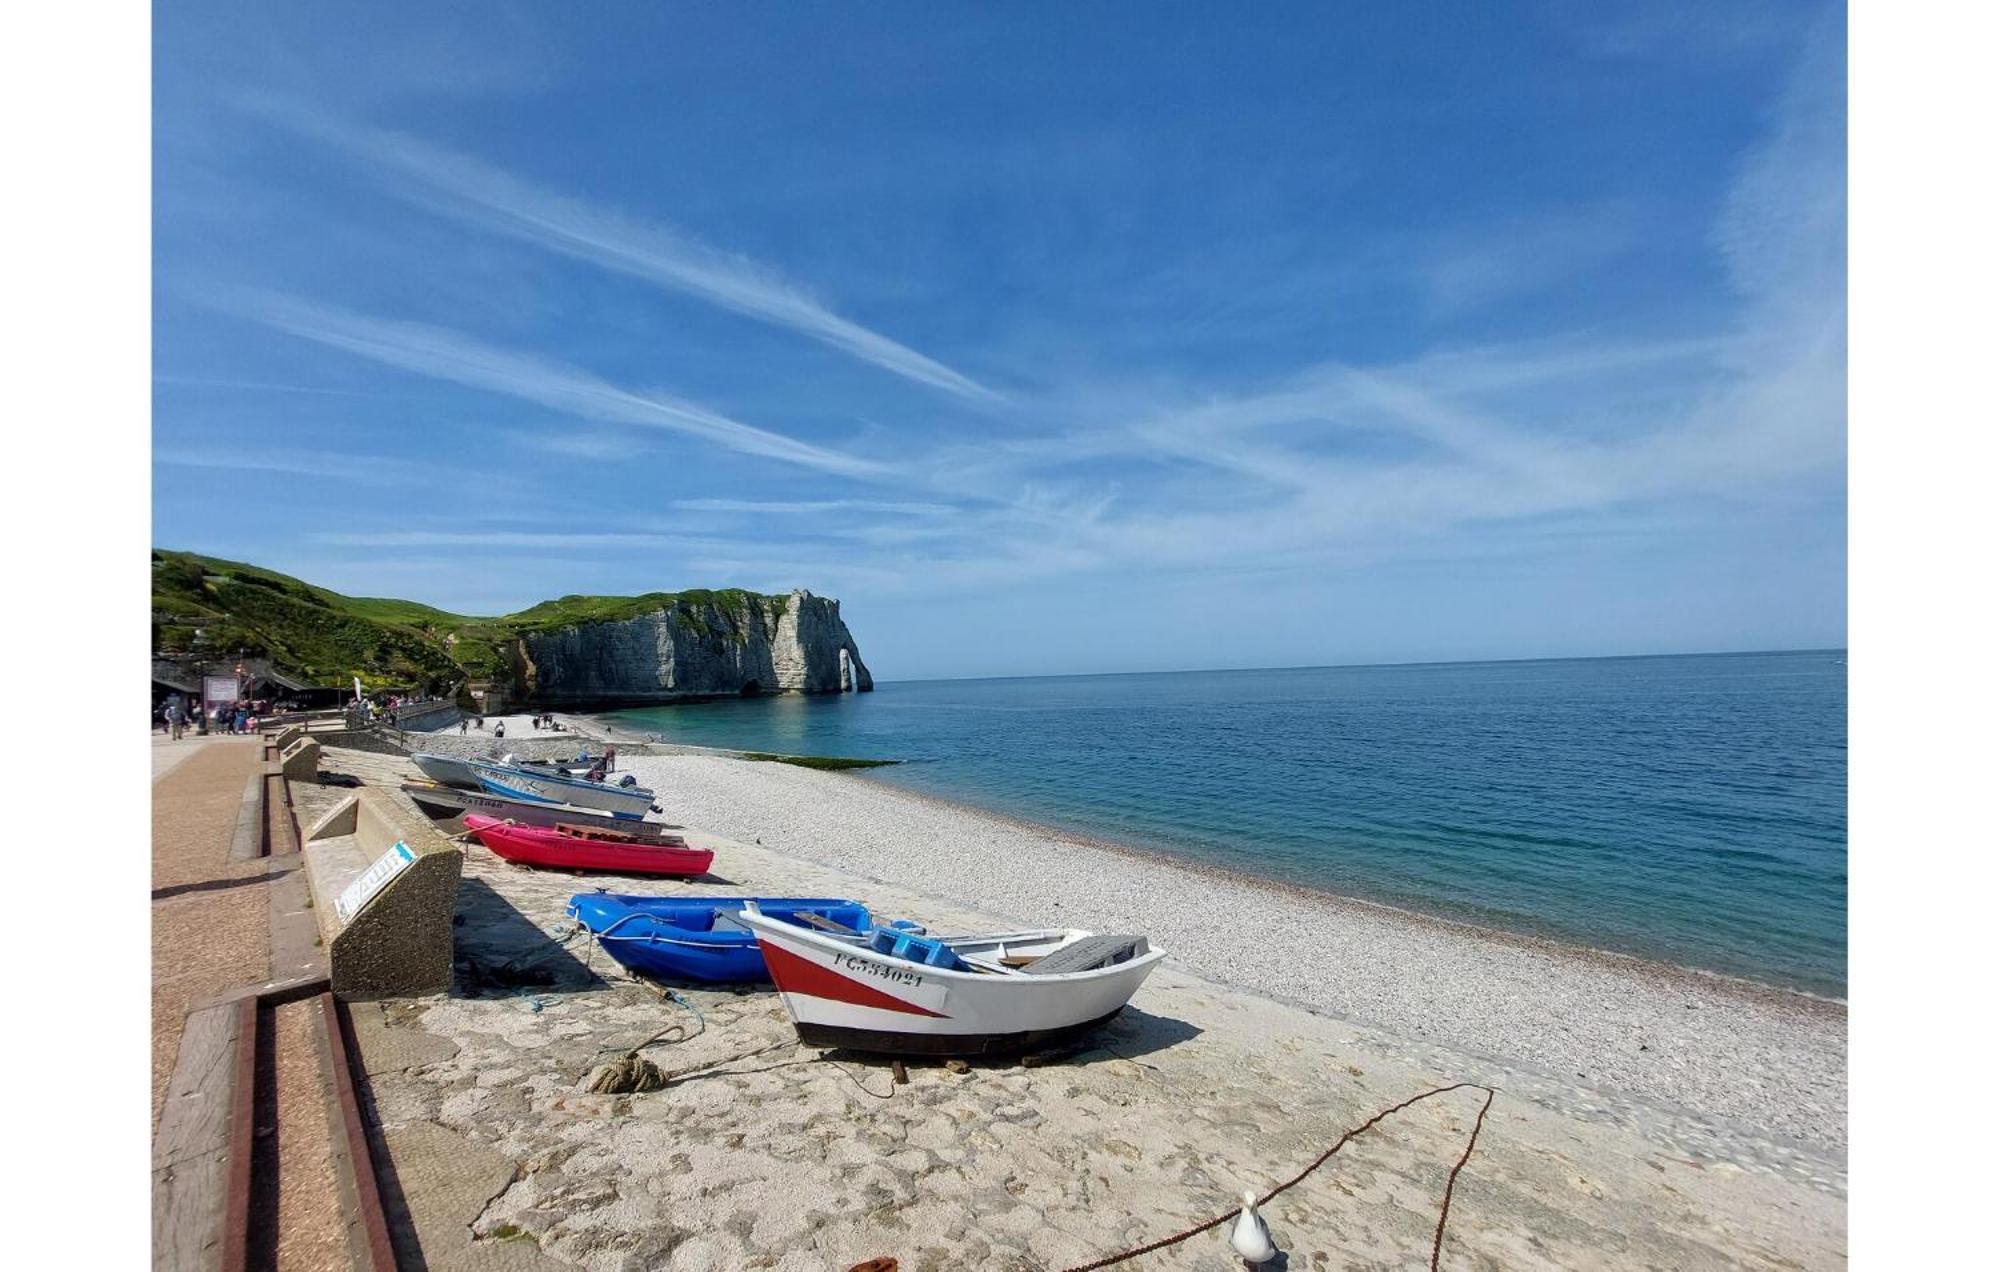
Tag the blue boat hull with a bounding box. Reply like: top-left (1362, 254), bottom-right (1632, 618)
top-left (568, 895), bottom-right (902, 983)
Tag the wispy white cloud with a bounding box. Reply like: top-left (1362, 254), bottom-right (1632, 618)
top-left (312, 530), bottom-right (710, 549)
top-left (1412, 202), bottom-right (1642, 315)
top-left (503, 430), bottom-right (636, 461)
top-left (223, 289), bottom-right (889, 480)
top-left (156, 447), bottom-right (427, 484)
top-left (154, 374), bottom-right (385, 398)
top-left (218, 21), bottom-right (1841, 618)
top-left (671, 497), bottom-right (955, 516)
top-left (877, 20), bottom-right (1844, 593)
top-left (243, 100), bottom-right (1002, 403)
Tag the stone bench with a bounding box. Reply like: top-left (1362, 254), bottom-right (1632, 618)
top-left (278, 736), bottom-right (320, 783)
top-left (302, 786), bottom-right (462, 999)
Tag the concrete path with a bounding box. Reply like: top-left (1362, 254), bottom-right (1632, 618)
top-left (151, 735), bottom-right (270, 1124)
top-left (152, 730), bottom-right (226, 783)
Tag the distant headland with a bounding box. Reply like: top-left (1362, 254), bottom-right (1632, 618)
top-left (149, 549), bottom-right (871, 711)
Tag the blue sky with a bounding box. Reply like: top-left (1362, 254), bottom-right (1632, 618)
top-left (154, 2), bottom-right (1846, 680)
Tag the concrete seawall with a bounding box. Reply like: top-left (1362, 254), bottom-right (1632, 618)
top-left (387, 700), bottom-right (460, 733)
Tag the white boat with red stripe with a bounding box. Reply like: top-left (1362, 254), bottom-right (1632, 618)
top-left (738, 903), bottom-right (1165, 1056)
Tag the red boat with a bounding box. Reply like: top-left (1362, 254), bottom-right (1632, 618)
top-left (461, 814), bottom-right (715, 877)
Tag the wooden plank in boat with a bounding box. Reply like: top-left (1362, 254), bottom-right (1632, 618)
top-left (794, 912), bottom-right (864, 935)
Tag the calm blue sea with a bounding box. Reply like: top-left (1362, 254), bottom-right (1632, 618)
top-left (605, 651), bottom-right (1847, 996)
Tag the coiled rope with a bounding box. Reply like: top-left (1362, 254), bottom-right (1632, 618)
top-left (1058, 1081), bottom-right (1496, 1272)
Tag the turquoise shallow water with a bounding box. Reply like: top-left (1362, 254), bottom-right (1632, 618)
top-left (606, 651), bottom-right (1847, 996)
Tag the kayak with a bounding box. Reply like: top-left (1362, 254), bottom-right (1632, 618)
top-left (567, 894), bottom-right (923, 983)
top-left (462, 814), bottom-right (713, 877)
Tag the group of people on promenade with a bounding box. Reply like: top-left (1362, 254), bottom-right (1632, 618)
top-left (157, 695), bottom-right (258, 740)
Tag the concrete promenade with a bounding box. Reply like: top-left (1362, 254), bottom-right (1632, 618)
top-left (151, 734), bottom-right (271, 1124)
top-left (152, 731), bottom-right (353, 1271)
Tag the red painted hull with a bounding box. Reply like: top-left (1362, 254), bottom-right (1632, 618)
top-left (462, 815), bottom-right (714, 877)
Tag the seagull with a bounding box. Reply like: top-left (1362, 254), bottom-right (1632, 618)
top-left (1229, 1189), bottom-right (1277, 1266)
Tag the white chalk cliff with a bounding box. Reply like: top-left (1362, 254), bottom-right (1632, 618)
top-left (512, 589), bottom-right (872, 705)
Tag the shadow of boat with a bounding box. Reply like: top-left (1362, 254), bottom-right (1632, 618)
top-left (818, 1004), bottom-right (1202, 1071)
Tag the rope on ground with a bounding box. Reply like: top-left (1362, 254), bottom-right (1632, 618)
top-left (657, 1045), bottom-right (899, 1101)
top-left (819, 1058), bottom-right (898, 1100)
top-left (582, 1037), bottom-right (909, 1103)
top-left (438, 820), bottom-right (501, 845)
top-left (1431, 1086), bottom-right (1494, 1268)
top-left (1055, 1081), bottom-right (1497, 1272)
top-left (592, 986), bottom-right (708, 1057)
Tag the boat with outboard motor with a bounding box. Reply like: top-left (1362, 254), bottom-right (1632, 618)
top-left (466, 757), bottom-right (657, 818)
top-left (401, 780), bottom-right (682, 837)
top-left (567, 895), bottom-right (926, 983)
top-left (412, 750), bottom-right (607, 790)
top-left (411, 751), bottom-right (482, 789)
top-left (462, 815), bottom-right (711, 876)
top-left (738, 904), bottom-right (1164, 1056)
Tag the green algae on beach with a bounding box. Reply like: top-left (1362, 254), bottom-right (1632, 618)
top-left (737, 751), bottom-right (900, 771)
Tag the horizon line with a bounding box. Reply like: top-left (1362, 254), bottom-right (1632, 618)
top-left (869, 646), bottom-right (1848, 687)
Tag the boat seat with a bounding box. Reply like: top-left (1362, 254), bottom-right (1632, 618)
top-left (868, 928), bottom-right (965, 969)
top-left (1018, 934), bottom-right (1149, 975)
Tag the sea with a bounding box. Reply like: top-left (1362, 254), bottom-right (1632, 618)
top-left (604, 650), bottom-right (1847, 997)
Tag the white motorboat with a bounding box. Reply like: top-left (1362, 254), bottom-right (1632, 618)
top-left (410, 751), bottom-right (483, 789)
top-left (465, 757), bottom-right (658, 819)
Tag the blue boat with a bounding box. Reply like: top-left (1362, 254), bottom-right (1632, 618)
top-left (567, 895), bottom-right (925, 983)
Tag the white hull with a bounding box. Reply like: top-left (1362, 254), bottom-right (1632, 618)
top-left (465, 759), bottom-right (656, 818)
top-left (411, 752), bottom-right (482, 789)
top-left (401, 782), bottom-right (678, 838)
top-left (739, 912), bottom-right (1163, 1056)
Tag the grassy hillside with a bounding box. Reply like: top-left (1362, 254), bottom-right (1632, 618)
top-left (151, 550), bottom-right (789, 692)
top-left (151, 550), bottom-right (468, 690)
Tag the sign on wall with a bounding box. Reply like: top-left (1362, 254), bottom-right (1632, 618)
top-left (335, 840), bottom-right (417, 924)
top-left (204, 675), bottom-right (239, 707)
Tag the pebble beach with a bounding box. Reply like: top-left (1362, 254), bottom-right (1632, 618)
top-left (330, 726), bottom-right (1847, 1266)
top-left (613, 752), bottom-right (1847, 1160)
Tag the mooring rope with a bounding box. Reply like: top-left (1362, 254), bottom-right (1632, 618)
top-left (1056, 1081), bottom-right (1497, 1272)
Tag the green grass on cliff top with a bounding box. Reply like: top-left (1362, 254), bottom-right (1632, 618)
top-left (152, 549), bottom-right (798, 688)
top-left (501, 588), bottom-right (785, 631)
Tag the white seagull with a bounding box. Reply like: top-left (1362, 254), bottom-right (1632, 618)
top-left (1229, 1189), bottom-right (1278, 1265)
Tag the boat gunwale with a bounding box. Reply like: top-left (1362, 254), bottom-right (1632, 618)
top-left (462, 816), bottom-right (702, 859)
top-left (742, 912), bottom-right (1166, 983)
top-left (466, 758), bottom-right (655, 796)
